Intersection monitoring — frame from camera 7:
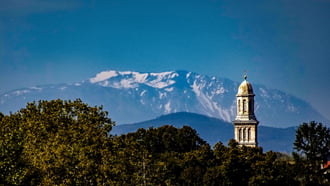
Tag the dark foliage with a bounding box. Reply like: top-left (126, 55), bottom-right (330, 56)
top-left (293, 121), bottom-right (330, 185)
top-left (0, 100), bottom-right (328, 185)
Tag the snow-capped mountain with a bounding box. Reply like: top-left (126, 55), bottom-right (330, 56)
top-left (0, 70), bottom-right (327, 127)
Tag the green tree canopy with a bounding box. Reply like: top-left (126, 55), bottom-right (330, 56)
top-left (0, 99), bottom-right (308, 185)
top-left (0, 99), bottom-right (115, 185)
top-left (294, 121), bottom-right (330, 162)
top-left (293, 121), bottom-right (330, 185)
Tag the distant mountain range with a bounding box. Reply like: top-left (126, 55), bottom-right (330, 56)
top-left (111, 112), bottom-right (296, 153)
top-left (0, 70), bottom-right (328, 128)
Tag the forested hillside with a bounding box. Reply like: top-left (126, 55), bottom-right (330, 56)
top-left (111, 112), bottom-right (296, 152)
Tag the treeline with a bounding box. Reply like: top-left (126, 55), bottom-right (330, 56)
top-left (0, 99), bottom-right (329, 185)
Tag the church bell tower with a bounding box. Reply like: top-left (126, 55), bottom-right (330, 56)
top-left (232, 75), bottom-right (259, 147)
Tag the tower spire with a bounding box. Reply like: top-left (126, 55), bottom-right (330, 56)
top-left (232, 74), bottom-right (259, 147)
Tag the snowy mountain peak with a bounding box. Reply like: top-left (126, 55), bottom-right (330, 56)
top-left (89, 70), bottom-right (179, 89)
top-left (90, 70), bottom-right (119, 83)
top-left (0, 70), bottom-right (328, 127)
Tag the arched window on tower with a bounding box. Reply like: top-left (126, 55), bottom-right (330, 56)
top-left (238, 99), bottom-right (241, 113)
top-left (248, 128), bottom-right (251, 142)
top-left (243, 99), bottom-right (246, 113)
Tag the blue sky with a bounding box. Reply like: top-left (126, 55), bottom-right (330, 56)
top-left (1, 0), bottom-right (330, 121)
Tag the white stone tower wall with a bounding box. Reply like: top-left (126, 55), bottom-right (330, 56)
top-left (232, 76), bottom-right (259, 147)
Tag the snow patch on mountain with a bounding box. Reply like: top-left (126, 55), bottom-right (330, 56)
top-left (132, 72), bottom-right (148, 83)
top-left (259, 88), bottom-right (269, 98)
top-left (59, 87), bottom-right (67, 91)
top-left (119, 79), bottom-right (138, 88)
top-left (191, 80), bottom-right (202, 96)
top-left (90, 70), bottom-right (178, 89)
top-left (90, 70), bottom-right (118, 83)
top-left (165, 87), bottom-right (174, 92)
top-left (147, 71), bottom-right (178, 88)
top-left (186, 72), bottom-right (192, 79)
top-left (213, 87), bottom-right (225, 95)
top-left (189, 79), bottom-right (231, 121)
top-left (30, 86), bottom-right (43, 91)
top-left (164, 101), bottom-right (171, 113)
top-left (118, 71), bottom-right (133, 75)
top-left (287, 104), bottom-right (297, 112)
top-left (140, 90), bottom-right (147, 97)
top-left (14, 90), bottom-right (30, 96)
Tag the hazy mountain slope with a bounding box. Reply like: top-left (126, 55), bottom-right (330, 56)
top-left (0, 70), bottom-right (327, 127)
top-left (111, 112), bottom-right (296, 152)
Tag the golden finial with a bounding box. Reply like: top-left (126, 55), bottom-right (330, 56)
top-left (243, 70), bottom-right (247, 80)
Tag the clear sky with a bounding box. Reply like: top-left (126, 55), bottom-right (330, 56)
top-left (0, 0), bottom-right (330, 120)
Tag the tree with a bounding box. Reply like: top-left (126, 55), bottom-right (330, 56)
top-left (179, 144), bottom-right (213, 185)
top-left (109, 125), bottom-right (208, 185)
top-left (0, 112), bottom-right (34, 185)
top-left (293, 121), bottom-right (330, 185)
top-left (0, 99), bottom-right (115, 185)
top-left (294, 121), bottom-right (330, 162)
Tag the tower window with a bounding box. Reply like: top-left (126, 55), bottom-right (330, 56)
top-left (243, 128), bottom-right (246, 141)
top-left (238, 99), bottom-right (241, 113)
top-left (239, 128), bottom-right (242, 141)
top-left (243, 99), bottom-right (246, 113)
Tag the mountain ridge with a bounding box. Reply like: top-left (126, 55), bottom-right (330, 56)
top-left (0, 70), bottom-right (328, 128)
top-left (111, 112), bottom-right (296, 152)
